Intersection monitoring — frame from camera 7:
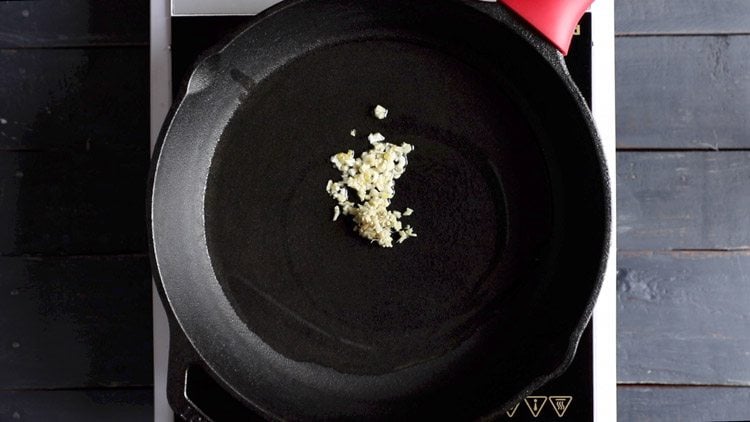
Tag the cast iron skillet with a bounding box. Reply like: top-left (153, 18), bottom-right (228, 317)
top-left (149, 0), bottom-right (610, 420)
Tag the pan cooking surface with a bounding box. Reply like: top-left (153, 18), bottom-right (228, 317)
top-left (204, 39), bottom-right (553, 374)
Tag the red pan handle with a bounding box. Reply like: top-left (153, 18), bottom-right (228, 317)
top-left (496, 0), bottom-right (594, 55)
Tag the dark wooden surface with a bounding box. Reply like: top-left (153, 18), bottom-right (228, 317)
top-left (616, 36), bottom-right (750, 150)
top-left (0, 48), bottom-right (149, 151)
top-left (616, 0), bottom-right (750, 418)
top-left (616, 0), bottom-right (750, 35)
top-left (0, 256), bottom-right (152, 389)
top-left (0, 0), bottom-right (153, 417)
top-left (0, 151), bottom-right (148, 255)
top-left (619, 386), bottom-right (750, 421)
top-left (0, 388), bottom-right (152, 422)
top-left (618, 251), bottom-right (750, 385)
top-left (0, 1), bottom-right (148, 48)
top-left (618, 152), bottom-right (750, 250)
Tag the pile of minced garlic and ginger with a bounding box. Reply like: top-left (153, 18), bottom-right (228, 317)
top-left (326, 105), bottom-right (416, 248)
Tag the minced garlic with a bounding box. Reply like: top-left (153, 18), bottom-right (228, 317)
top-left (373, 105), bottom-right (389, 120)
top-left (326, 107), bottom-right (415, 247)
top-left (367, 132), bottom-right (385, 145)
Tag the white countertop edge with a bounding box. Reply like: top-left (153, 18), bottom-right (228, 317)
top-left (172, 0), bottom-right (281, 16)
top-left (150, 0), bottom-right (174, 421)
top-left (591, 0), bottom-right (618, 421)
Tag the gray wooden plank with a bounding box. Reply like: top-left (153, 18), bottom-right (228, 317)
top-left (616, 36), bottom-right (750, 149)
top-left (618, 152), bottom-right (750, 250)
top-left (0, 48), bottom-right (148, 151)
top-left (0, 388), bottom-right (152, 422)
top-left (618, 385), bottom-right (750, 422)
top-left (0, 255), bottom-right (152, 389)
top-left (618, 251), bottom-right (750, 385)
top-left (616, 0), bottom-right (750, 35)
top-left (0, 150), bottom-right (148, 255)
top-left (0, 0), bottom-right (148, 48)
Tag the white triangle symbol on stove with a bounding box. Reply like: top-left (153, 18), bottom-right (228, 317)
top-left (524, 396), bottom-right (548, 418)
top-left (548, 396), bottom-right (573, 417)
top-left (506, 402), bottom-right (520, 417)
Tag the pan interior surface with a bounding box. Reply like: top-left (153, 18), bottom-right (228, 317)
top-left (204, 39), bottom-right (552, 375)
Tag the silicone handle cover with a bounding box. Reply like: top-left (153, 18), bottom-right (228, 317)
top-left (497, 0), bottom-right (594, 55)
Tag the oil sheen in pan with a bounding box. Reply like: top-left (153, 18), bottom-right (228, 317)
top-left (203, 39), bottom-right (552, 375)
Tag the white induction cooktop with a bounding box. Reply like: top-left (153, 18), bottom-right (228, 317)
top-left (150, 1), bottom-right (616, 420)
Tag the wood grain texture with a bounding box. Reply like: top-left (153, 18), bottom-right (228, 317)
top-left (0, 48), bottom-right (148, 151)
top-left (616, 0), bottom-right (750, 35)
top-left (0, 0), bottom-right (148, 48)
top-left (618, 251), bottom-right (750, 385)
top-left (0, 256), bottom-right (152, 389)
top-left (616, 36), bottom-right (750, 150)
top-left (618, 385), bottom-right (750, 422)
top-left (0, 150), bottom-right (148, 255)
top-left (0, 388), bottom-right (152, 422)
top-left (618, 152), bottom-right (750, 250)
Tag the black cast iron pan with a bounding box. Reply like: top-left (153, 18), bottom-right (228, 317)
top-left (149, 0), bottom-right (610, 420)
